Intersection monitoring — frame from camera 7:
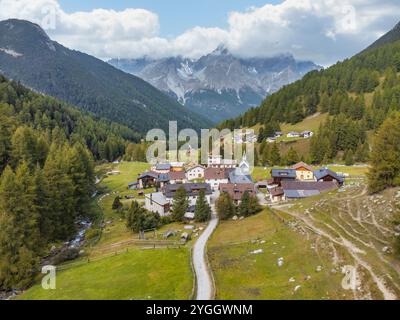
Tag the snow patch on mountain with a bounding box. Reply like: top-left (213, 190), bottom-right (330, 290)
top-left (108, 47), bottom-right (321, 122)
top-left (0, 47), bottom-right (23, 58)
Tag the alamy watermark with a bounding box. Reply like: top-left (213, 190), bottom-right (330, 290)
top-left (41, 265), bottom-right (56, 290)
top-left (145, 121), bottom-right (255, 172)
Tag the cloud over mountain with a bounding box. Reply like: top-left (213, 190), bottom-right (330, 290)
top-left (0, 0), bottom-right (399, 65)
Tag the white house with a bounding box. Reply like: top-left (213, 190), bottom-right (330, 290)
top-left (146, 183), bottom-right (212, 217)
top-left (204, 167), bottom-right (230, 191)
top-left (164, 183), bottom-right (212, 207)
top-left (145, 193), bottom-right (171, 216)
top-left (287, 132), bottom-right (301, 138)
top-left (186, 165), bottom-right (206, 180)
top-left (301, 131), bottom-right (314, 138)
top-left (207, 155), bottom-right (237, 168)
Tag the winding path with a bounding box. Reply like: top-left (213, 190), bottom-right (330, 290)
top-left (193, 205), bottom-right (219, 300)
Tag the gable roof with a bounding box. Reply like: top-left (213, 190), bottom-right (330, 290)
top-left (270, 187), bottom-right (284, 197)
top-left (163, 183), bottom-right (212, 198)
top-left (219, 183), bottom-right (256, 201)
top-left (281, 181), bottom-right (338, 192)
top-left (168, 171), bottom-right (186, 180)
top-left (292, 162), bottom-right (313, 171)
top-left (186, 165), bottom-right (205, 172)
top-left (228, 170), bottom-right (253, 184)
top-left (157, 173), bottom-right (170, 182)
top-left (204, 167), bottom-right (230, 180)
top-left (271, 169), bottom-right (297, 179)
top-left (284, 189), bottom-right (320, 198)
top-left (145, 192), bottom-right (169, 206)
top-left (155, 163), bottom-right (171, 171)
top-left (313, 168), bottom-right (344, 183)
top-left (138, 171), bottom-right (159, 179)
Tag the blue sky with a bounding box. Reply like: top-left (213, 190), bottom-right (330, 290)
top-left (58, 0), bottom-right (282, 38)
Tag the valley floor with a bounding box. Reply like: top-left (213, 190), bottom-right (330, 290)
top-left (18, 162), bottom-right (197, 300)
top-left (17, 162), bottom-right (400, 300)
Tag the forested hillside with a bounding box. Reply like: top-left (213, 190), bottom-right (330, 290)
top-left (0, 19), bottom-right (212, 133)
top-left (0, 74), bottom-right (140, 164)
top-left (219, 22), bottom-right (400, 164)
top-left (0, 74), bottom-right (142, 290)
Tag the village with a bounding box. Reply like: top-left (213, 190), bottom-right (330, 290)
top-left (129, 154), bottom-right (344, 219)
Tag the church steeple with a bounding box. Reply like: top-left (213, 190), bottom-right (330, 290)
top-left (237, 151), bottom-right (250, 175)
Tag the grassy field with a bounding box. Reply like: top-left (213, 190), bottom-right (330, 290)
top-left (98, 161), bottom-right (151, 193)
top-left (326, 165), bottom-right (369, 176)
top-left (281, 182), bottom-right (400, 300)
top-left (18, 248), bottom-right (193, 300)
top-left (209, 180), bottom-right (400, 300)
top-left (208, 208), bottom-right (347, 300)
top-left (95, 161), bottom-right (158, 246)
top-left (281, 113), bottom-right (329, 135)
top-left (19, 161), bottom-right (196, 300)
top-left (249, 113), bottom-right (327, 138)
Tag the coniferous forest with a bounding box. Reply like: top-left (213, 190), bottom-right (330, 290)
top-left (219, 41), bottom-right (400, 165)
top-left (0, 74), bottom-right (141, 290)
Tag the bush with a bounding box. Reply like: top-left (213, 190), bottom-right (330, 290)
top-left (112, 196), bottom-right (123, 210)
top-left (85, 228), bottom-right (101, 242)
top-left (51, 248), bottom-right (80, 265)
top-left (160, 215), bottom-right (173, 226)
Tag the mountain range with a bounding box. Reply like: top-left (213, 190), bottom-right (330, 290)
top-left (219, 20), bottom-right (400, 164)
top-left (0, 19), bottom-right (211, 134)
top-left (109, 46), bottom-right (320, 123)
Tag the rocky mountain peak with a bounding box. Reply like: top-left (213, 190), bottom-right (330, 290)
top-left (109, 47), bottom-right (320, 123)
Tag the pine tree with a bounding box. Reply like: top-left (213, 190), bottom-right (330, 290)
top-left (11, 126), bottom-right (38, 168)
top-left (216, 192), bottom-right (236, 220)
top-left (171, 186), bottom-right (189, 222)
top-left (0, 164), bottom-right (40, 289)
top-left (237, 191), bottom-right (261, 217)
top-left (344, 149), bottom-right (355, 166)
top-left (261, 143), bottom-right (271, 166)
top-left (32, 165), bottom-right (51, 243)
top-left (286, 147), bottom-right (300, 165)
top-left (270, 143), bottom-right (281, 166)
top-left (368, 112), bottom-right (400, 193)
top-left (194, 189), bottom-right (211, 222)
top-left (355, 142), bottom-right (369, 163)
top-left (66, 143), bottom-right (95, 216)
top-left (0, 112), bottom-right (13, 171)
top-left (126, 201), bottom-right (145, 233)
top-left (43, 143), bottom-right (76, 240)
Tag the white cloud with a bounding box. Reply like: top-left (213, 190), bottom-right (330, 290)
top-left (0, 0), bottom-right (399, 65)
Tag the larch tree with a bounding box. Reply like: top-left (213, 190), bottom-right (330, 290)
top-left (368, 112), bottom-right (400, 193)
top-left (215, 192), bottom-right (236, 220)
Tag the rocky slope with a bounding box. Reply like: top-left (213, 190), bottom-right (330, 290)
top-left (109, 45), bottom-right (320, 123)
